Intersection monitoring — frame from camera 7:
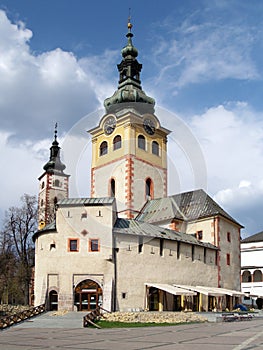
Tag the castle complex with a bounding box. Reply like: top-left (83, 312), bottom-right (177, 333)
top-left (33, 22), bottom-right (243, 312)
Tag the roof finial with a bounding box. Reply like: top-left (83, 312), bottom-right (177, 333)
top-left (54, 122), bottom-right (58, 142)
top-left (127, 8), bottom-right (132, 32)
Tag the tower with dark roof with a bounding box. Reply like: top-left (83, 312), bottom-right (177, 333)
top-left (37, 125), bottom-right (70, 228)
top-left (89, 20), bottom-right (170, 219)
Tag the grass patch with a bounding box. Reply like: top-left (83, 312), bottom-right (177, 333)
top-left (95, 320), bottom-right (191, 328)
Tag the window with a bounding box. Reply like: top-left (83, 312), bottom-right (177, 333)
top-left (160, 239), bottom-right (164, 256)
top-left (227, 232), bottom-right (231, 242)
top-left (110, 178), bottom-right (116, 197)
top-left (113, 135), bottom-right (122, 150)
top-left (41, 182), bottom-right (45, 189)
top-left (145, 178), bottom-right (153, 200)
top-left (226, 253), bottom-right (230, 265)
top-left (81, 212), bottom-right (87, 219)
top-left (122, 292), bottom-right (127, 299)
top-left (197, 231), bottom-right (203, 240)
top-left (152, 141), bottom-right (159, 156)
top-left (53, 179), bottom-right (60, 187)
top-left (68, 239), bottom-right (79, 252)
top-left (177, 242), bottom-right (180, 259)
top-left (99, 141), bottom-right (108, 156)
top-left (138, 236), bottom-right (143, 253)
top-left (41, 199), bottom-right (44, 207)
top-left (191, 245), bottom-right (195, 261)
top-left (89, 239), bottom-right (99, 252)
top-left (254, 270), bottom-right (262, 282)
top-left (242, 270), bottom-right (252, 283)
top-left (204, 248), bottom-right (207, 263)
top-left (138, 135), bottom-right (146, 150)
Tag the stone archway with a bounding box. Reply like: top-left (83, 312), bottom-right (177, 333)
top-left (74, 279), bottom-right (102, 311)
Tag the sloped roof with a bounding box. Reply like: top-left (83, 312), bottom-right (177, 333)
top-left (114, 218), bottom-right (217, 250)
top-left (57, 197), bottom-right (115, 206)
top-left (136, 189), bottom-right (243, 227)
top-left (241, 231), bottom-right (263, 243)
top-left (32, 221), bottom-right (56, 242)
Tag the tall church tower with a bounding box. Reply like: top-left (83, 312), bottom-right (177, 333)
top-left (88, 21), bottom-right (170, 218)
top-left (38, 125), bottom-right (69, 228)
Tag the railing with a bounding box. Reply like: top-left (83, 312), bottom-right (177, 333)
top-left (83, 306), bottom-right (111, 329)
top-left (0, 304), bottom-right (46, 330)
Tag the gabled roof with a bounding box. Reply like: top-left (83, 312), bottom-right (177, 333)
top-left (114, 218), bottom-right (217, 250)
top-left (136, 189), bottom-right (243, 227)
top-left (241, 231), bottom-right (263, 243)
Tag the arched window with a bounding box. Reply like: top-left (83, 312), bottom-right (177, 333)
top-left (110, 178), bottom-right (116, 197)
top-left (113, 135), bottom-right (122, 150)
top-left (152, 141), bottom-right (159, 156)
top-left (138, 135), bottom-right (146, 150)
top-left (254, 270), bottom-right (262, 282)
top-left (53, 179), bottom-right (60, 187)
top-left (242, 270), bottom-right (252, 283)
top-left (145, 178), bottom-right (153, 200)
top-left (100, 141), bottom-right (108, 156)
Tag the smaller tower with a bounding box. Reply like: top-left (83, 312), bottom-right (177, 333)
top-left (38, 124), bottom-right (69, 228)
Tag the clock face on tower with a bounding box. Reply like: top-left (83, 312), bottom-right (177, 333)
top-left (104, 116), bottom-right (116, 135)
top-left (143, 118), bottom-right (155, 135)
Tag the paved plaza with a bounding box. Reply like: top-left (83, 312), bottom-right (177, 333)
top-left (1, 312), bottom-right (263, 349)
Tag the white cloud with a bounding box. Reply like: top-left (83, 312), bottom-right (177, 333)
top-left (150, 14), bottom-right (259, 90)
top-left (0, 131), bottom-right (45, 213)
top-left (189, 103), bottom-right (263, 234)
top-left (0, 10), bottom-right (116, 144)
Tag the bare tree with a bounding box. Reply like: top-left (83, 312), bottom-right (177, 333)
top-left (1, 194), bottom-right (37, 305)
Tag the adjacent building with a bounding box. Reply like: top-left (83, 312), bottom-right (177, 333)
top-left (241, 231), bottom-right (263, 308)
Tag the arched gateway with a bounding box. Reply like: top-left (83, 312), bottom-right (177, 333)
top-left (74, 279), bottom-right (102, 311)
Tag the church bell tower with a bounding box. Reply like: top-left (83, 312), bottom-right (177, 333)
top-left (38, 125), bottom-right (69, 228)
top-left (88, 21), bottom-right (170, 218)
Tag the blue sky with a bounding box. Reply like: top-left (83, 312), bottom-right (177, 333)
top-left (1, 0), bottom-right (263, 237)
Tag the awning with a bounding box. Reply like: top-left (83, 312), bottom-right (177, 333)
top-left (145, 283), bottom-right (196, 296)
top-left (212, 287), bottom-right (245, 297)
top-left (174, 285), bottom-right (225, 296)
top-left (174, 284), bottom-right (245, 297)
